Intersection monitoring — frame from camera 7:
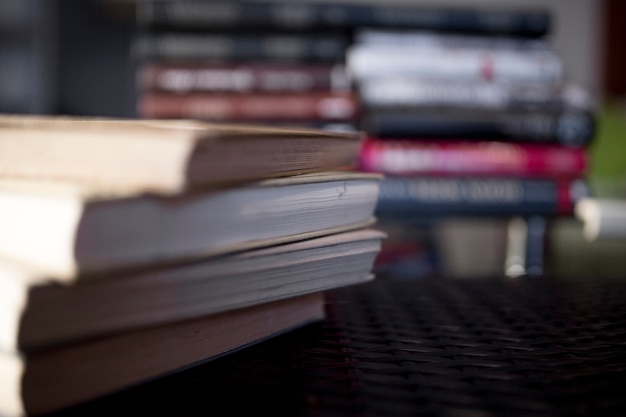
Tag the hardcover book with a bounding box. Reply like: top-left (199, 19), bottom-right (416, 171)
top-left (363, 108), bottom-right (595, 148)
top-left (376, 176), bottom-right (589, 218)
top-left (359, 139), bottom-right (587, 178)
top-left (138, 1), bottom-right (551, 38)
top-left (139, 91), bottom-right (359, 122)
top-left (139, 62), bottom-right (350, 93)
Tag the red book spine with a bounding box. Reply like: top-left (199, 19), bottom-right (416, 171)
top-left (139, 63), bottom-right (349, 93)
top-left (139, 91), bottom-right (359, 121)
top-left (359, 138), bottom-right (587, 178)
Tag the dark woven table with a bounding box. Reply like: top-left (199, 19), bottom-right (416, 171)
top-left (50, 275), bottom-right (626, 417)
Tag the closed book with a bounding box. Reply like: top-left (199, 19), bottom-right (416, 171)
top-left (138, 62), bottom-right (350, 93)
top-left (347, 39), bottom-right (562, 85)
top-left (0, 292), bottom-right (325, 417)
top-left (134, 32), bottom-right (348, 63)
top-left (0, 171), bottom-right (381, 278)
top-left (138, 1), bottom-right (551, 37)
top-left (376, 176), bottom-right (589, 218)
top-left (360, 139), bottom-right (587, 178)
top-left (139, 91), bottom-right (359, 122)
top-left (359, 79), bottom-right (592, 111)
top-left (1, 229), bottom-right (384, 352)
top-left (0, 115), bottom-right (363, 193)
top-left (363, 108), bottom-right (595, 148)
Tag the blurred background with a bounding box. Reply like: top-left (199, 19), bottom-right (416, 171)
top-left (2, 0), bottom-right (625, 279)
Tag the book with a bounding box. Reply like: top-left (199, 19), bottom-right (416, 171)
top-left (138, 62), bottom-right (350, 93)
top-left (376, 176), bottom-right (589, 218)
top-left (347, 37), bottom-right (562, 85)
top-left (2, 229), bottom-right (384, 352)
top-left (138, 90), bottom-right (359, 122)
top-left (359, 139), bottom-right (587, 179)
top-left (353, 29), bottom-right (555, 51)
top-left (358, 79), bottom-right (592, 111)
top-left (138, 1), bottom-right (551, 38)
top-left (575, 198), bottom-right (626, 241)
top-left (0, 292), bottom-right (325, 417)
top-left (362, 108), bottom-right (596, 148)
top-left (0, 115), bottom-right (363, 193)
top-left (0, 171), bottom-right (381, 278)
top-left (134, 32), bottom-right (349, 63)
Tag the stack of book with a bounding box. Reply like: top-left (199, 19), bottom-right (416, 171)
top-left (134, 0), bottom-right (357, 131)
top-left (0, 115), bottom-right (383, 416)
top-left (348, 10), bottom-right (597, 277)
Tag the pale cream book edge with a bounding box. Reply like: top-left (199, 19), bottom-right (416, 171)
top-left (1, 229), bottom-right (385, 352)
top-left (0, 115), bottom-right (363, 193)
top-left (0, 292), bottom-right (325, 417)
top-left (0, 172), bottom-right (382, 278)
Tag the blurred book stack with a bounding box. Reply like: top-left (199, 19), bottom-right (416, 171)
top-left (347, 7), bottom-right (596, 278)
top-left (134, 0), bottom-right (358, 131)
top-left (0, 115), bottom-right (383, 416)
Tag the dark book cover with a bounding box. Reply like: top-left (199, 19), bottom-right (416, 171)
top-left (376, 176), bottom-right (589, 218)
top-left (363, 108), bottom-right (596, 148)
top-left (139, 1), bottom-right (551, 38)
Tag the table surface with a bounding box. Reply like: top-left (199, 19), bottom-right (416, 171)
top-left (49, 274), bottom-right (626, 417)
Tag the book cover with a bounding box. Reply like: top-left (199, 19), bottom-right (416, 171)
top-left (347, 38), bottom-right (562, 85)
top-left (376, 176), bottom-right (589, 218)
top-left (139, 91), bottom-right (359, 122)
top-left (138, 1), bottom-right (551, 37)
top-left (139, 62), bottom-right (350, 93)
top-left (358, 79), bottom-right (592, 111)
top-left (359, 139), bottom-right (587, 178)
top-left (134, 32), bottom-right (349, 63)
top-left (363, 108), bottom-right (596, 148)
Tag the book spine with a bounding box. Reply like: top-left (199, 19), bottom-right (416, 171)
top-left (354, 30), bottom-right (553, 51)
top-left (139, 91), bottom-right (359, 121)
top-left (347, 45), bottom-right (562, 85)
top-left (140, 1), bottom-right (550, 37)
top-left (359, 79), bottom-right (591, 111)
top-left (376, 176), bottom-right (587, 218)
top-left (364, 109), bottom-right (596, 148)
top-left (139, 63), bottom-right (350, 93)
top-left (359, 139), bottom-right (587, 178)
top-left (134, 33), bottom-right (348, 63)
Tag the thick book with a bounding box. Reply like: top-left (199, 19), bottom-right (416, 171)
top-left (138, 62), bottom-right (350, 93)
top-left (347, 38), bottom-right (562, 85)
top-left (139, 90), bottom-right (359, 122)
top-left (358, 79), bottom-right (592, 111)
top-left (0, 115), bottom-right (363, 193)
top-left (134, 32), bottom-right (349, 63)
top-left (0, 171), bottom-right (381, 278)
top-left (359, 139), bottom-right (587, 178)
top-left (138, 1), bottom-right (551, 38)
top-left (0, 292), bottom-right (325, 417)
top-left (1, 229), bottom-right (384, 352)
top-left (363, 108), bottom-right (596, 148)
top-left (376, 176), bottom-right (589, 218)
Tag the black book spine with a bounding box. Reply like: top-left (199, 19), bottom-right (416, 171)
top-left (365, 108), bottom-right (595, 148)
top-left (376, 177), bottom-right (576, 218)
top-left (140, 1), bottom-right (550, 37)
top-left (134, 33), bottom-right (348, 63)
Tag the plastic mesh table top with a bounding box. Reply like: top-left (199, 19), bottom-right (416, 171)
top-left (50, 275), bottom-right (626, 417)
